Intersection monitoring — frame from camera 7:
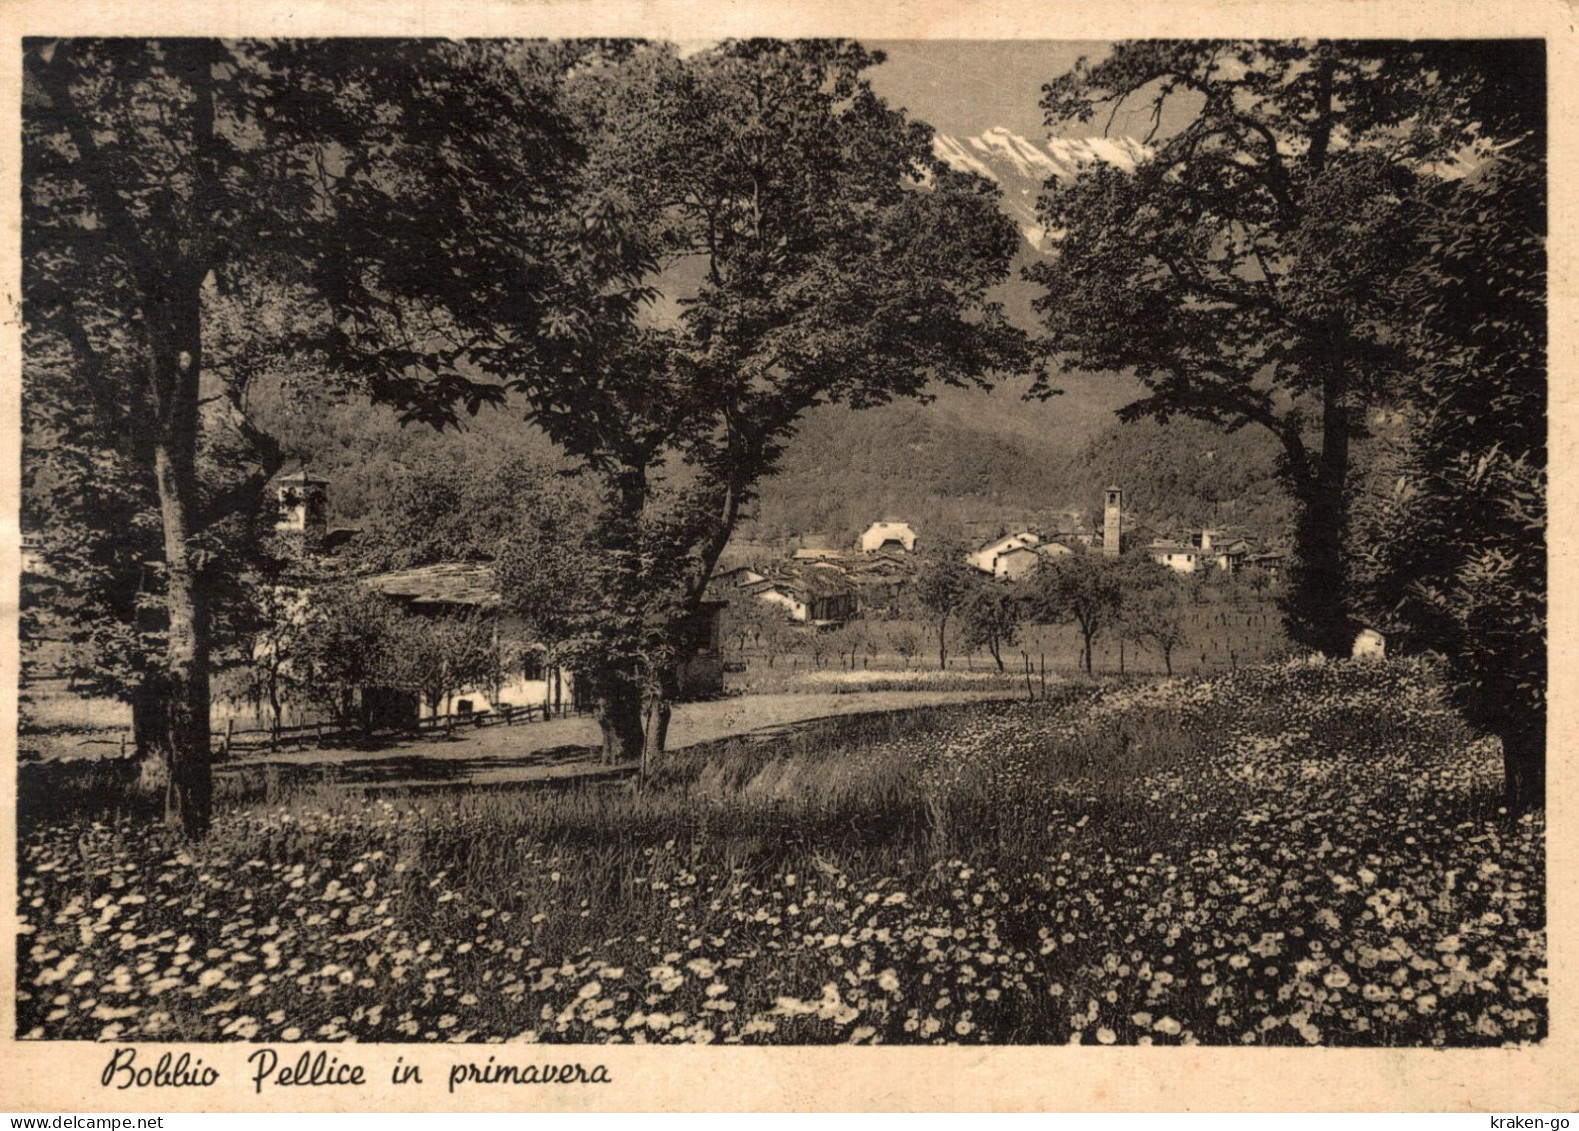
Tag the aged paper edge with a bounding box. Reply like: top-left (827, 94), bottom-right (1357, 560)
top-left (0, 0), bottom-right (1573, 1113)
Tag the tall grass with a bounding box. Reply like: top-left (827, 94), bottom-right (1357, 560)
top-left (16, 662), bottom-right (1544, 1047)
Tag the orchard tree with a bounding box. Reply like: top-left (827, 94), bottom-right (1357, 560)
top-left (1122, 573), bottom-right (1191, 676)
top-left (960, 580), bottom-right (1026, 672)
top-left (386, 611), bottom-right (500, 719)
top-left (1026, 551), bottom-right (1155, 676)
top-left (23, 39), bottom-right (593, 836)
top-left (889, 626), bottom-right (922, 671)
top-left (293, 583), bottom-right (400, 743)
top-left (912, 543), bottom-right (980, 671)
top-left (1030, 41), bottom-right (1529, 657)
top-left (489, 41), bottom-right (1032, 762)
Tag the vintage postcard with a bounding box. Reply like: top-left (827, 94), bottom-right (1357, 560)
top-left (1, 0), bottom-right (1574, 1114)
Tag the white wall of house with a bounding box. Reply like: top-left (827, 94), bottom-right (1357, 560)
top-left (994, 546), bottom-right (1042, 579)
top-left (860, 522), bottom-right (918, 554)
top-left (970, 531), bottom-right (1039, 573)
top-left (421, 663), bottom-right (574, 719)
top-left (1353, 628), bottom-right (1387, 660)
top-left (758, 588), bottom-right (810, 622)
top-left (1151, 549), bottom-right (1200, 574)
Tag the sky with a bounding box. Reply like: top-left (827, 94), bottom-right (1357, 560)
top-left (862, 40), bottom-right (1201, 145)
top-left (864, 40), bottom-right (1108, 140)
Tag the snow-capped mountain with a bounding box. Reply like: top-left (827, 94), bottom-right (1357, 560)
top-left (932, 128), bottom-right (1151, 249)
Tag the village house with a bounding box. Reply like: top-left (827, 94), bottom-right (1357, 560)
top-left (968, 530), bottom-right (1079, 579)
top-left (268, 472), bottom-right (725, 722)
top-left (1147, 528), bottom-right (1254, 575)
top-left (363, 562), bottom-right (727, 714)
top-left (968, 530), bottom-right (1041, 573)
top-left (859, 520), bottom-right (918, 554)
top-left (991, 540), bottom-right (1076, 580)
top-left (791, 533), bottom-right (847, 562)
top-left (711, 564), bottom-right (767, 590)
top-left (846, 551), bottom-right (913, 617)
top-left (742, 562), bottom-right (859, 627)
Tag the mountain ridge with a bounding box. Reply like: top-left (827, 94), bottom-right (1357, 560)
top-left (933, 128), bottom-right (1149, 248)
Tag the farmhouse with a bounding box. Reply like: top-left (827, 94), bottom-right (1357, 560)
top-left (847, 551), bottom-right (914, 616)
top-left (742, 564), bottom-right (859, 627)
top-left (363, 562), bottom-right (727, 711)
top-left (711, 564), bottom-right (767, 589)
top-left (968, 531), bottom-right (1041, 574)
top-left (859, 520), bottom-right (918, 554)
top-left (1147, 529), bottom-right (1254, 575)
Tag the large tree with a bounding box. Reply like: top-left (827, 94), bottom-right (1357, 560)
top-left (23, 39), bottom-right (591, 836)
top-left (1030, 41), bottom-right (1523, 657)
top-left (1357, 108), bottom-right (1546, 809)
top-left (489, 41), bottom-right (1032, 764)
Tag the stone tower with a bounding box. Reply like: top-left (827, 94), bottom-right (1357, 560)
top-left (275, 470), bottom-right (329, 540)
top-left (1103, 486), bottom-right (1122, 557)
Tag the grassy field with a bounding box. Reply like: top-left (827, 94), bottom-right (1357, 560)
top-left (727, 591), bottom-right (1288, 694)
top-left (16, 657), bottom-right (1543, 1046)
top-left (19, 592), bottom-right (1277, 759)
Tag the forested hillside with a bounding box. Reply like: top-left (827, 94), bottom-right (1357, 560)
top-left (251, 367), bottom-right (1294, 551)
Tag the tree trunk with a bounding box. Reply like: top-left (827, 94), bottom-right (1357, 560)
top-left (1283, 355), bottom-right (1354, 657)
top-left (154, 440), bottom-right (213, 840)
top-left (1500, 722), bottom-right (1544, 813)
top-left (593, 671), bottom-right (644, 765)
top-left (990, 638), bottom-right (1004, 672)
top-left (640, 663), bottom-right (679, 783)
top-left (937, 616), bottom-right (949, 671)
top-left (131, 677), bottom-right (170, 763)
top-left (266, 673), bottom-right (283, 747)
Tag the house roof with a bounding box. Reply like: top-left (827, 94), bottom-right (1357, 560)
top-left (276, 470), bottom-right (330, 487)
top-left (792, 547), bottom-right (847, 561)
top-left (361, 562), bottom-right (500, 609)
top-left (977, 531), bottom-right (1041, 555)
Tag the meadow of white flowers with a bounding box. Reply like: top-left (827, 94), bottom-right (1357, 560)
top-left (18, 659), bottom-right (1543, 1046)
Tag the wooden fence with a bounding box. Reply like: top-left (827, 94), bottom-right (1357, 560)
top-left (76, 701), bottom-right (586, 762)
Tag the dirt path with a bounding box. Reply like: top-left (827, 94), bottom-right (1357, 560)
top-left (222, 687), bottom-right (1023, 790)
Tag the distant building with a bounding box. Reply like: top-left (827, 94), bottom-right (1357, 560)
top-left (743, 564), bottom-right (859, 627)
top-left (1352, 626), bottom-right (1387, 661)
top-left (1148, 539), bottom-right (1206, 574)
top-left (362, 561), bottom-right (727, 709)
top-left (792, 547), bottom-right (847, 562)
top-left (847, 552), bottom-right (913, 615)
top-left (1148, 529), bottom-right (1253, 575)
top-left (859, 521), bottom-right (918, 555)
top-left (712, 565), bottom-right (767, 589)
top-left (1244, 550), bottom-right (1286, 582)
top-left (273, 470), bottom-right (359, 554)
top-left (968, 531), bottom-right (1041, 574)
top-left (993, 545), bottom-right (1044, 580)
top-left (275, 470), bottom-right (329, 538)
top-left (1103, 487), bottom-right (1122, 557)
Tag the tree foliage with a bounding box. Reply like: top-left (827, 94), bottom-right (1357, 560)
top-left (912, 541), bottom-right (979, 671)
top-left (1357, 140), bottom-right (1546, 810)
top-left (1030, 41), bottom-right (1530, 657)
top-left (23, 39), bottom-right (595, 835)
top-left (959, 581), bottom-right (1026, 672)
top-left (482, 40), bottom-right (1033, 761)
top-left (1026, 551), bottom-right (1167, 676)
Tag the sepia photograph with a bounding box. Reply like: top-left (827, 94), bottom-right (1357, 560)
top-left (2, 5), bottom-right (1567, 1113)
